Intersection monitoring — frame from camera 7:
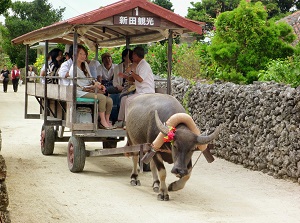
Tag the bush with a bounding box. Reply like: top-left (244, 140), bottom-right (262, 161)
top-left (258, 57), bottom-right (300, 87)
top-left (146, 42), bottom-right (168, 76)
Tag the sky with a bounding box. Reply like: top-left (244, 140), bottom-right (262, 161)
top-left (0, 0), bottom-right (197, 23)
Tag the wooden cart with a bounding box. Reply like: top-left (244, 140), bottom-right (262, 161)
top-left (26, 80), bottom-right (153, 172)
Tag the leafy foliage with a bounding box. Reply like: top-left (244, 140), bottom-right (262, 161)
top-left (0, 0), bottom-right (11, 16)
top-left (0, 24), bottom-right (12, 68)
top-left (258, 55), bottom-right (300, 87)
top-left (2, 0), bottom-right (65, 68)
top-left (151, 0), bottom-right (173, 11)
top-left (146, 42), bottom-right (168, 76)
top-left (187, 0), bottom-right (240, 27)
top-left (33, 54), bottom-right (44, 75)
top-left (208, 0), bottom-right (295, 82)
top-left (187, 0), bottom-right (300, 23)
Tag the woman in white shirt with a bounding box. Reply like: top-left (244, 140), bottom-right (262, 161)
top-left (113, 48), bottom-right (133, 92)
top-left (27, 65), bottom-right (36, 82)
top-left (69, 45), bottom-right (114, 129)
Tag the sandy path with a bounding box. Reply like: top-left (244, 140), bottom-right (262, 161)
top-left (0, 83), bottom-right (300, 223)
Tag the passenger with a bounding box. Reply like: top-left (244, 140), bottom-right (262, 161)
top-left (11, 65), bottom-right (21, 92)
top-left (96, 52), bottom-right (118, 94)
top-left (110, 49), bottom-right (134, 124)
top-left (40, 53), bottom-right (51, 84)
top-left (40, 48), bottom-right (63, 84)
top-left (58, 45), bottom-right (73, 86)
top-left (86, 57), bottom-right (100, 80)
top-left (27, 65), bottom-right (36, 82)
top-left (64, 52), bottom-right (70, 61)
top-left (48, 48), bottom-right (63, 84)
top-left (112, 48), bottom-right (133, 93)
top-left (114, 46), bottom-right (155, 128)
top-left (69, 45), bottom-right (114, 129)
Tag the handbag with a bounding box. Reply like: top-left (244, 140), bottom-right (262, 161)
top-left (120, 83), bottom-right (136, 97)
top-left (0, 74), bottom-right (4, 81)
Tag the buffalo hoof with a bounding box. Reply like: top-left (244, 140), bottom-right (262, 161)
top-left (130, 179), bottom-right (141, 186)
top-left (153, 186), bottom-right (159, 193)
top-left (157, 193), bottom-right (169, 201)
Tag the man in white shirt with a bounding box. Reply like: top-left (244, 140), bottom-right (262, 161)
top-left (115, 46), bottom-right (155, 128)
top-left (87, 58), bottom-right (100, 79)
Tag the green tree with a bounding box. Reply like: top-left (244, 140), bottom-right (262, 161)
top-left (2, 0), bottom-right (65, 68)
top-left (208, 0), bottom-right (295, 82)
top-left (0, 0), bottom-right (11, 15)
top-left (152, 0), bottom-right (173, 11)
top-left (187, 0), bottom-right (240, 27)
top-left (0, 24), bottom-right (12, 68)
top-left (187, 0), bottom-right (300, 25)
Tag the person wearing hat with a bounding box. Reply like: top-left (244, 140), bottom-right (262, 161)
top-left (96, 52), bottom-right (118, 94)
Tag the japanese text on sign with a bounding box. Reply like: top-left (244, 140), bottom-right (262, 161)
top-left (114, 16), bottom-right (161, 27)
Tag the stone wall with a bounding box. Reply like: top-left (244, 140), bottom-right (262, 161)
top-left (170, 78), bottom-right (300, 184)
top-left (0, 130), bottom-right (11, 223)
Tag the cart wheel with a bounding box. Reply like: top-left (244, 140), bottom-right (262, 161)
top-left (40, 125), bottom-right (55, 155)
top-left (103, 141), bottom-right (117, 148)
top-left (67, 136), bottom-right (86, 173)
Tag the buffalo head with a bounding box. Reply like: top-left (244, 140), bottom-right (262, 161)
top-left (153, 110), bottom-right (221, 178)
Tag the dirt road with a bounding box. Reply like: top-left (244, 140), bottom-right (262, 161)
top-left (1, 83), bottom-right (300, 223)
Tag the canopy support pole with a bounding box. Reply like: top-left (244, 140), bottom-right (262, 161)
top-left (95, 43), bottom-right (99, 61)
top-left (167, 30), bottom-right (173, 95)
top-left (71, 29), bottom-right (79, 133)
top-left (44, 41), bottom-right (49, 126)
top-left (24, 44), bottom-right (29, 119)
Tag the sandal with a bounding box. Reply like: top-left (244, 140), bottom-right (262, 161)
top-left (98, 123), bottom-right (113, 130)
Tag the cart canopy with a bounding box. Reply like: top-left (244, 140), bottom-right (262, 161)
top-left (11, 0), bottom-right (205, 48)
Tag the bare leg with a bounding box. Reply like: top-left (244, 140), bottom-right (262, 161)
top-left (105, 113), bottom-right (112, 127)
top-left (99, 112), bottom-right (110, 127)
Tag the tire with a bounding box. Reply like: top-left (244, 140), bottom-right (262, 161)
top-left (67, 136), bottom-right (86, 173)
top-left (40, 125), bottom-right (55, 155)
top-left (102, 141), bottom-right (117, 148)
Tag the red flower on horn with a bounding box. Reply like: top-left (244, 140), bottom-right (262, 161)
top-left (163, 126), bottom-right (176, 144)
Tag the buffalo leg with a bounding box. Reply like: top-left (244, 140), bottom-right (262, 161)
top-left (150, 160), bottom-right (159, 193)
top-left (130, 153), bottom-right (141, 186)
top-left (168, 170), bottom-right (191, 191)
top-left (154, 154), bottom-right (169, 201)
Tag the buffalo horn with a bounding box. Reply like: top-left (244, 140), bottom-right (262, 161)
top-left (197, 125), bottom-right (221, 145)
top-left (154, 110), bottom-right (169, 135)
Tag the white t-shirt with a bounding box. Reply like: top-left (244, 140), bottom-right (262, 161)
top-left (113, 63), bottom-right (125, 88)
top-left (97, 63), bottom-right (116, 81)
top-left (69, 61), bottom-right (92, 98)
top-left (88, 59), bottom-right (100, 79)
top-left (39, 61), bottom-right (51, 84)
top-left (28, 71), bottom-right (36, 81)
top-left (58, 59), bottom-right (73, 85)
top-left (135, 59), bottom-right (155, 94)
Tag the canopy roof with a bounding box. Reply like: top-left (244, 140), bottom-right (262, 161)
top-left (12, 0), bottom-right (205, 48)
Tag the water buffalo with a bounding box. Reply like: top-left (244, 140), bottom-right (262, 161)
top-left (126, 93), bottom-right (221, 201)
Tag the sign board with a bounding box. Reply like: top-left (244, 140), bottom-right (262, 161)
top-left (114, 7), bottom-right (161, 27)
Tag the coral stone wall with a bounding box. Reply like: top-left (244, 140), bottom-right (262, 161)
top-left (170, 79), bottom-right (300, 183)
